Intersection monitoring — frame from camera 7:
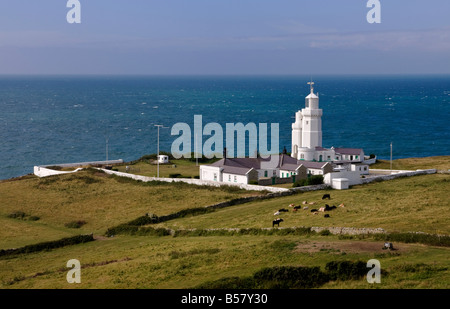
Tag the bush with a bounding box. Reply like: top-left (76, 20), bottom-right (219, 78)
top-left (169, 173), bottom-right (182, 178)
top-left (293, 175), bottom-right (324, 187)
top-left (373, 232), bottom-right (450, 247)
top-left (308, 175), bottom-right (324, 185)
top-left (319, 229), bottom-right (332, 236)
top-left (325, 260), bottom-right (368, 281)
top-left (65, 220), bottom-right (87, 229)
top-left (0, 234), bottom-right (94, 258)
top-left (7, 211), bottom-right (27, 219)
top-left (196, 266), bottom-right (329, 289)
top-left (7, 211), bottom-right (39, 221)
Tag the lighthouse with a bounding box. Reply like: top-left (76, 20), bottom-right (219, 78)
top-left (291, 81), bottom-right (323, 160)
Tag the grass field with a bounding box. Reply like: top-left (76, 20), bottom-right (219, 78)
top-left (0, 169), bottom-right (259, 248)
top-left (114, 159), bottom-right (202, 178)
top-left (0, 156), bottom-right (449, 289)
top-left (371, 156), bottom-right (450, 171)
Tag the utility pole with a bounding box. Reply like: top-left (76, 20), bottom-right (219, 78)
top-left (154, 125), bottom-right (168, 177)
top-left (106, 137), bottom-right (109, 162)
top-left (155, 125), bottom-right (163, 177)
top-left (390, 142), bottom-right (393, 173)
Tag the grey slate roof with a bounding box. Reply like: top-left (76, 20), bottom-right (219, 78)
top-left (208, 154), bottom-right (329, 174)
top-left (334, 148), bottom-right (363, 155)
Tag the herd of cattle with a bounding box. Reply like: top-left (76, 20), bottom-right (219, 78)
top-left (272, 193), bottom-right (346, 227)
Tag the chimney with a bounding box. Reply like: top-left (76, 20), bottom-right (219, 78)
top-left (223, 147), bottom-right (227, 161)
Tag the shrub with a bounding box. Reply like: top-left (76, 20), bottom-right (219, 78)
top-left (7, 211), bottom-right (27, 219)
top-left (325, 260), bottom-right (368, 281)
top-left (0, 234), bottom-right (94, 258)
top-left (27, 216), bottom-right (40, 221)
top-left (65, 220), bottom-right (87, 229)
top-left (308, 175), bottom-right (324, 185)
top-left (169, 173), bottom-right (182, 178)
top-left (293, 175), bottom-right (323, 187)
top-left (319, 229), bottom-right (332, 236)
top-left (253, 266), bottom-right (329, 289)
top-left (373, 232), bottom-right (450, 247)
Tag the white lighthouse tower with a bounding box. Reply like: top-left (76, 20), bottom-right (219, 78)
top-left (291, 81), bottom-right (323, 161)
top-left (302, 81), bottom-right (322, 149)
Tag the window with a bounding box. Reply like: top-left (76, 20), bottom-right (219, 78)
top-left (234, 176), bottom-right (237, 183)
top-left (228, 175), bottom-right (231, 182)
top-left (214, 173), bottom-right (217, 181)
top-left (264, 170), bottom-right (268, 177)
top-left (356, 156), bottom-right (359, 159)
top-left (301, 154), bottom-right (305, 159)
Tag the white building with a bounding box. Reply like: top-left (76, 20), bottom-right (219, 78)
top-left (199, 81), bottom-right (371, 187)
top-left (157, 155), bottom-right (169, 164)
top-left (291, 82), bottom-right (367, 166)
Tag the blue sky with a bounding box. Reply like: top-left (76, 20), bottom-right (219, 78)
top-left (0, 0), bottom-right (449, 75)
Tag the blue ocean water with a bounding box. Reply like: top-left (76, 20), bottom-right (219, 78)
top-left (0, 75), bottom-right (449, 180)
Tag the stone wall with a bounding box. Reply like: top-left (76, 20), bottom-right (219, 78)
top-left (98, 168), bottom-right (291, 193)
top-left (361, 169), bottom-right (437, 184)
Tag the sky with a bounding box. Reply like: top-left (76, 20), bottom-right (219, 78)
top-left (0, 0), bottom-right (449, 75)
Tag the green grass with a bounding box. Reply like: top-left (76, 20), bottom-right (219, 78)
top-left (0, 169), bottom-right (260, 248)
top-left (0, 156), bottom-right (449, 289)
top-left (114, 159), bottom-right (203, 178)
top-left (152, 174), bottom-right (450, 235)
top-left (0, 235), bottom-right (448, 289)
top-left (371, 156), bottom-right (450, 171)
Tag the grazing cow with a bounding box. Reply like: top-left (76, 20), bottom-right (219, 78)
top-left (324, 214), bottom-right (330, 218)
top-left (339, 203), bottom-right (345, 208)
top-left (289, 203), bottom-right (295, 207)
top-left (322, 194), bottom-right (331, 200)
top-left (278, 208), bottom-right (289, 213)
top-left (272, 218), bottom-right (284, 227)
top-left (308, 202), bottom-right (316, 205)
top-left (293, 205), bottom-right (302, 210)
top-left (303, 206), bottom-right (309, 210)
top-left (302, 201), bottom-right (308, 205)
top-left (319, 207), bottom-right (325, 212)
top-left (310, 209), bottom-right (318, 212)
top-left (274, 211), bottom-right (280, 216)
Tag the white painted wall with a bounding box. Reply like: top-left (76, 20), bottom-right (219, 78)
top-left (199, 165), bottom-right (222, 182)
top-left (34, 166), bottom-right (83, 178)
top-left (222, 173), bottom-right (248, 184)
top-left (324, 170), bottom-right (363, 186)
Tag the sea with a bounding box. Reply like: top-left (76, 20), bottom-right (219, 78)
top-left (0, 75), bottom-right (449, 180)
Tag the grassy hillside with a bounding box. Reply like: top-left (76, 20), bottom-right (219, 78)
top-left (0, 169), bottom-right (259, 248)
top-left (371, 156), bottom-right (450, 171)
top-left (153, 174), bottom-right (449, 235)
top-left (0, 156), bottom-right (449, 289)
